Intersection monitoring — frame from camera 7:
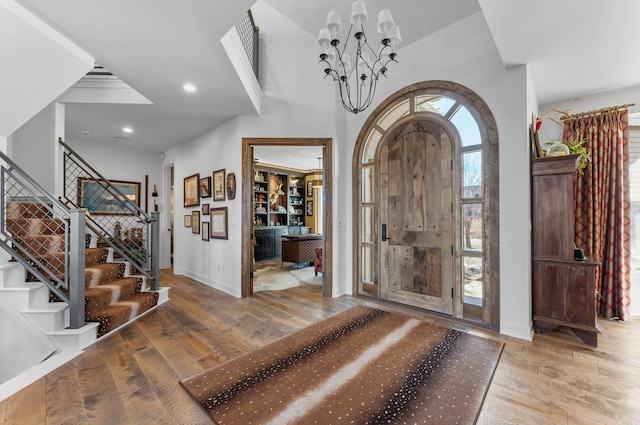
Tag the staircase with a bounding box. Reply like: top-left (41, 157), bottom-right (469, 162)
top-left (5, 201), bottom-right (160, 338)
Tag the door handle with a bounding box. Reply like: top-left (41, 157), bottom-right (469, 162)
top-left (381, 224), bottom-right (391, 242)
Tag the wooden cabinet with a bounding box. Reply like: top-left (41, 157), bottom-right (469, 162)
top-left (254, 227), bottom-right (288, 261)
top-left (532, 155), bottom-right (600, 346)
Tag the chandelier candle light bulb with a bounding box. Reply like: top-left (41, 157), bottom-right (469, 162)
top-left (318, 0), bottom-right (400, 114)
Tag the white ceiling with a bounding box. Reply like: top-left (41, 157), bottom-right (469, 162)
top-left (7, 0), bottom-right (640, 155)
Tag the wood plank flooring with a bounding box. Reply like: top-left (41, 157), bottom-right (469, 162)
top-left (1, 269), bottom-right (639, 424)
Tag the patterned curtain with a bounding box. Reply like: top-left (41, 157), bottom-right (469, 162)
top-left (563, 109), bottom-right (630, 320)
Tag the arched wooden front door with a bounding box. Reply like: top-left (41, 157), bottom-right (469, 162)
top-left (379, 118), bottom-right (457, 315)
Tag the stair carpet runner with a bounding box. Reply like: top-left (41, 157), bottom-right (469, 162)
top-left (6, 202), bottom-right (158, 337)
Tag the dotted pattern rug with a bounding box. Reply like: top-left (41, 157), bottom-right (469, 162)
top-left (180, 305), bottom-right (503, 424)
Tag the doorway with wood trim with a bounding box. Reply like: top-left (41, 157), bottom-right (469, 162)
top-left (241, 138), bottom-right (333, 298)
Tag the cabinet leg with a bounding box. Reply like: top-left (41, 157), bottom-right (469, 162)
top-left (571, 329), bottom-right (598, 347)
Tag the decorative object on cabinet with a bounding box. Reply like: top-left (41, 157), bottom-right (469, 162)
top-left (306, 200), bottom-right (313, 216)
top-left (212, 169), bottom-right (226, 201)
top-left (184, 214), bottom-right (191, 227)
top-left (227, 172), bottom-right (236, 200)
top-left (202, 203), bottom-right (210, 215)
top-left (184, 173), bottom-right (200, 207)
top-left (210, 207), bottom-right (228, 240)
top-left (532, 154), bottom-right (601, 346)
top-left (199, 176), bottom-right (211, 198)
top-left (202, 222), bottom-right (210, 241)
top-left (78, 178), bottom-right (141, 215)
top-left (191, 210), bottom-right (200, 234)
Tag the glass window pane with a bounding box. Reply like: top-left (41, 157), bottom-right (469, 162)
top-left (462, 204), bottom-right (483, 252)
top-left (377, 99), bottom-right (410, 130)
top-left (451, 105), bottom-right (482, 147)
top-left (415, 95), bottom-right (455, 115)
top-left (462, 150), bottom-right (483, 199)
top-left (463, 256), bottom-right (483, 306)
top-left (362, 206), bottom-right (374, 243)
top-left (363, 129), bottom-right (382, 164)
top-left (362, 245), bottom-right (374, 284)
top-left (362, 166), bottom-right (374, 203)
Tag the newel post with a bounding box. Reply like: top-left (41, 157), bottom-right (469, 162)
top-left (69, 209), bottom-right (86, 329)
top-left (150, 211), bottom-right (160, 290)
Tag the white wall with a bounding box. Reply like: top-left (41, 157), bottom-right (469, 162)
top-left (10, 103), bottom-right (57, 193)
top-left (0, 0), bottom-right (93, 138)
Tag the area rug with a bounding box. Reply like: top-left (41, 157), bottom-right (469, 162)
top-left (253, 265), bottom-right (322, 292)
top-left (180, 305), bottom-right (503, 425)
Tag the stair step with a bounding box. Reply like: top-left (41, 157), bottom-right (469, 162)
top-left (85, 277), bottom-right (143, 314)
top-left (85, 262), bottom-right (126, 287)
top-left (48, 322), bottom-right (99, 351)
top-left (88, 291), bottom-right (159, 337)
top-left (85, 248), bottom-right (109, 267)
top-left (0, 262), bottom-right (26, 288)
top-left (23, 302), bottom-right (69, 332)
top-left (5, 202), bottom-right (53, 219)
top-left (0, 283), bottom-right (50, 310)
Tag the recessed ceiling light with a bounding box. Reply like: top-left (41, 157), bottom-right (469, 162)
top-left (122, 127), bottom-right (133, 133)
top-left (183, 83), bottom-right (197, 93)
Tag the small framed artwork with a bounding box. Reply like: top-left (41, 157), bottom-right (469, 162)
top-left (226, 172), bottom-right (236, 200)
top-left (306, 200), bottom-right (313, 216)
top-left (210, 207), bottom-right (228, 240)
top-left (199, 176), bottom-right (211, 198)
top-left (202, 203), bottom-right (210, 215)
top-left (307, 180), bottom-right (313, 197)
top-left (202, 222), bottom-right (210, 241)
top-left (184, 214), bottom-right (192, 227)
top-left (184, 173), bottom-right (200, 208)
top-left (213, 169), bottom-right (226, 201)
top-left (191, 210), bottom-right (200, 234)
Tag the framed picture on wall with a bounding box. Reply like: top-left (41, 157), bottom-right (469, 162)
top-left (184, 214), bottom-right (191, 227)
top-left (184, 173), bottom-right (200, 207)
top-left (306, 200), bottom-right (313, 216)
top-left (213, 169), bottom-right (226, 201)
top-left (226, 172), bottom-right (236, 200)
top-left (210, 207), bottom-right (228, 239)
top-left (202, 222), bottom-right (210, 241)
top-left (202, 203), bottom-right (210, 215)
top-left (78, 178), bottom-right (141, 215)
top-left (306, 180), bottom-right (313, 197)
top-left (191, 210), bottom-right (200, 234)
top-left (199, 176), bottom-right (211, 198)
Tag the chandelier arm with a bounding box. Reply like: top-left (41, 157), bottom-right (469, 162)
top-left (337, 79), bottom-right (355, 113)
top-left (361, 71), bottom-right (378, 111)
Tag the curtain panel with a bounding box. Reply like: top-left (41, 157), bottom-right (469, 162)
top-left (563, 109), bottom-right (630, 321)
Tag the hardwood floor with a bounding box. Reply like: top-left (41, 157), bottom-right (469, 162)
top-left (1, 269), bottom-right (639, 424)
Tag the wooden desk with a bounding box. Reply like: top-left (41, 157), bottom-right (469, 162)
top-left (281, 235), bottom-right (323, 265)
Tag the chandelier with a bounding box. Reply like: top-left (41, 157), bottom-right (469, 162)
top-left (317, 0), bottom-right (401, 114)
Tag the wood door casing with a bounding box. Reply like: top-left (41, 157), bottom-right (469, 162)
top-left (380, 119), bottom-right (454, 315)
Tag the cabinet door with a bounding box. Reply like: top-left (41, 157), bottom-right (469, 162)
top-left (533, 261), bottom-right (596, 328)
top-left (254, 232), bottom-right (267, 260)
